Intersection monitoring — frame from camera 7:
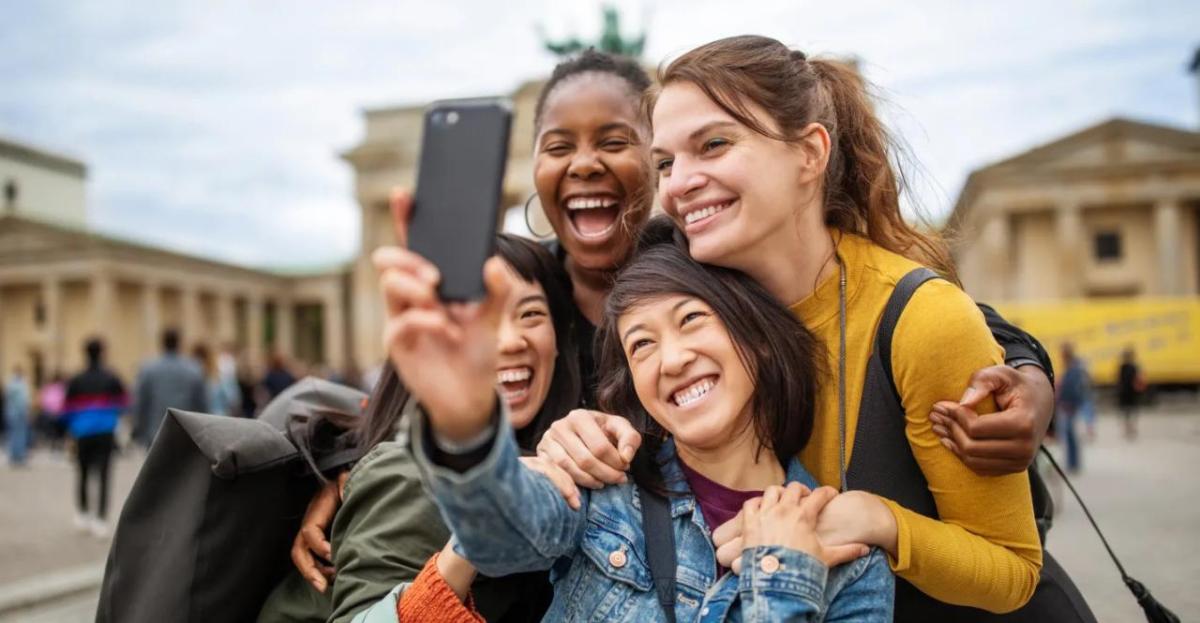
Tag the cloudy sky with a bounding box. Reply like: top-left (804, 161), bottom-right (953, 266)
top-left (2, 0), bottom-right (1196, 270)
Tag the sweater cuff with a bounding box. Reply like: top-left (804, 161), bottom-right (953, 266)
top-left (878, 497), bottom-right (913, 573)
top-left (397, 553), bottom-right (484, 623)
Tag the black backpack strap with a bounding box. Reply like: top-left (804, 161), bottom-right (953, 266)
top-left (876, 267), bottom-right (941, 399)
top-left (638, 484), bottom-right (676, 623)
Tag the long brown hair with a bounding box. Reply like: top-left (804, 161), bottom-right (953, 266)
top-left (596, 217), bottom-right (825, 494)
top-left (649, 34), bottom-right (958, 282)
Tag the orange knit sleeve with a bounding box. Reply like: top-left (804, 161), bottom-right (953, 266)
top-left (396, 553), bottom-right (485, 623)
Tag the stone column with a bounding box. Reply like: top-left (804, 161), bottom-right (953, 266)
top-left (322, 289), bottom-right (345, 369)
top-left (274, 296), bottom-right (294, 358)
top-left (1154, 199), bottom-right (1183, 296)
top-left (245, 293), bottom-right (265, 368)
top-left (981, 211), bottom-right (1012, 301)
top-left (90, 270), bottom-right (116, 336)
top-left (180, 284), bottom-right (200, 349)
top-left (142, 280), bottom-right (161, 354)
top-left (41, 276), bottom-right (62, 375)
top-left (215, 289), bottom-right (236, 346)
top-left (1055, 202), bottom-right (1085, 298)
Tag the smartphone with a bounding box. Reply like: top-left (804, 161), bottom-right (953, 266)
top-left (408, 97), bottom-right (512, 301)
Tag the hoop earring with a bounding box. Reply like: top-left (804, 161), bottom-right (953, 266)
top-left (524, 192), bottom-right (554, 238)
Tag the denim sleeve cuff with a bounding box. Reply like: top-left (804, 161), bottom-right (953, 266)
top-left (738, 545), bottom-right (828, 605)
top-left (409, 395), bottom-right (517, 494)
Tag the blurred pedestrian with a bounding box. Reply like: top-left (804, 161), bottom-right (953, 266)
top-left (63, 338), bottom-right (126, 537)
top-left (36, 371), bottom-right (68, 451)
top-left (192, 344), bottom-right (241, 416)
top-left (133, 328), bottom-right (207, 448)
top-left (1056, 343), bottom-right (1090, 473)
top-left (217, 344), bottom-right (243, 416)
top-left (1117, 347), bottom-right (1144, 440)
top-left (236, 355), bottom-right (259, 418)
top-left (261, 353), bottom-right (296, 401)
top-left (3, 365), bottom-right (31, 467)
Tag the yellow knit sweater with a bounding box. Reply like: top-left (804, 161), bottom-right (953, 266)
top-left (791, 233), bottom-right (1042, 613)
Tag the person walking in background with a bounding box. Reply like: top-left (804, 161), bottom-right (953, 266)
top-left (192, 344), bottom-right (241, 416)
top-left (1117, 347), bottom-right (1144, 440)
top-left (36, 371), bottom-right (68, 452)
top-left (63, 339), bottom-right (126, 537)
top-left (133, 328), bottom-right (207, 448)
top-left (1056, 343), bottom-right (1090, 473)
top-left (217, 344), bottom-right (243, 417)
top-left (261, 354), bottom-right (296, 401)
top-left (4, 365), bottom-right (32, 467)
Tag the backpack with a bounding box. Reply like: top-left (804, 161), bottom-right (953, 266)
top-left (96, 377), bottom-right (366, 623)
top-left (847, 268), bottom-right (1175, 623)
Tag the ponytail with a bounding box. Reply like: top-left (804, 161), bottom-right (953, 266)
top-left (654, 35), bottom-right (958, 283)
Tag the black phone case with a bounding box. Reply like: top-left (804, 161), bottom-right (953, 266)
top-left (410, 98), bottom-right (512, 301)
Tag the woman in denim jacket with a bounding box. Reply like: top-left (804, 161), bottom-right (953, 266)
top-left (379, 233), bottom-right (894, 622)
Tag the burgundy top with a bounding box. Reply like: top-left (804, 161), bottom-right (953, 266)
top-left (679, 460), bottom-right (763, 573)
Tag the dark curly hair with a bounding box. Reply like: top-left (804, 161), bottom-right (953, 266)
top-left (534, 48), bottom-right (652, 130)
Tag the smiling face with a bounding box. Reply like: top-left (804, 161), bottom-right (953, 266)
top-left (495, 270), bottom-right (558, 430)
top-left (616, 294), bottom-right (755, 451)
top-left (534, 72), bottom-right (652, 272)
top-left (651, 81), bottom-right (812, 272)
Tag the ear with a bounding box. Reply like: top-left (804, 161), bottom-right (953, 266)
top-left (795, 122), bottom-right (831, 185)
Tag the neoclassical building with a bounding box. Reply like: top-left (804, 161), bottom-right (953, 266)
top-left (0, 136), bottom-right (350, 387)
top-left (950, 117), bottom-right (1200, 302)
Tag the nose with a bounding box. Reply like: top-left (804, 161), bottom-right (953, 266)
top-left (659, 334), bottom-right (696, 378)
top-left (497, 318), bottom-right (524, 354)
top-left (567, 146), bottom-right (605, 180)
top-left (664, 157), bottom-right (706, 201)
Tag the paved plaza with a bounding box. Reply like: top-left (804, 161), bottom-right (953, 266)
top-left (0, 401), bottom-right (1197, 622)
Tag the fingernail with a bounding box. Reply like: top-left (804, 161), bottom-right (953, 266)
top-left (928, 413), bottom-right (942, 426)
top-left (939, 438), bottom-right (953, 450)
top-left (960, 387), bottom-right (980, 404)
top-left (931, 425), bottom-right (946, 437)
top-left (569, 497), bottom-right (581, 510)
top-left (618, 474), bottom-right (628, 484)
top-left (620, 446), bottom-right (635, 462)
top-left (861, 546), bottom-right (870, 557)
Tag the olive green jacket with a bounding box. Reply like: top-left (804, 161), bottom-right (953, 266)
top-left (257, 426), bottom-right (450, 623)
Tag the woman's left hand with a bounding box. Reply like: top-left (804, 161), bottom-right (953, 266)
top-left (929, 364), bottom-right (1054, 476)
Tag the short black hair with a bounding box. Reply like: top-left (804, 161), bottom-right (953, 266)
top-left (162, 328), bottom-right (181, 353)
top-left (534, 48), bottom-right (652, 130)
top-left (85, 338), bottom-right (104, 364)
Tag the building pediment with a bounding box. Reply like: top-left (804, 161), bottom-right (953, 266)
top-left (981, 118), bottom-right (1200, 175)
top-left (0, 215), bottom-right (98, 261)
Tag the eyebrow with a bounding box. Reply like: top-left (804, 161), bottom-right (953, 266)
top-left (621, 298), bottom-right (692, 342)
top-left (650, 120), bottom-right (739, 155)
top-left (516, 294), bottom-right (548, 307)
top-left (540, 122), bottom-right (636, 142)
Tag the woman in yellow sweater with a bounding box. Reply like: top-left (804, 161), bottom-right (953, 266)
top-left (644, 35), bottom-right (1042, 616)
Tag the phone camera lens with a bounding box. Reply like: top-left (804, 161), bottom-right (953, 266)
top-left (446, 111), bottom-right (460, 125)
top-left (431, 111), bottom-right (445, 125)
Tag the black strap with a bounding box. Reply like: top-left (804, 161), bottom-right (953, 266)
top-left (638, 485), bottom-right (676, 623)
top-left (876, 267), bottom-right (941, 400)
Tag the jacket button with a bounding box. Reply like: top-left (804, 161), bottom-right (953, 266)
top-left (759, 554), bottom-right (780, 574)
top-left (609, 549), bottom-right (627, 568)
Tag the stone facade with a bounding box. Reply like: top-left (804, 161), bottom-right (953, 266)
top-left (950, 118), bottom-right (1200, 302)
top-left (0, 138), bottom-right (350, 388)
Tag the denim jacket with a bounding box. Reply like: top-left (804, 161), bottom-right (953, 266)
top-left (411, 409), bottom-right (893, 622)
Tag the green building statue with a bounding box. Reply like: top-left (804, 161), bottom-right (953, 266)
top-left (541, 5), bottom-right (646, 59)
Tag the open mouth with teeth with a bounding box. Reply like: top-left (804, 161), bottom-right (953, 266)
top-left (670, 376), bottom-right (718, 408)
top-left (564, 195), bottom-right (623, 240)
top-left (497, 366), bottom-right (534, 405)
top-left (683, 199), bottom-right (735, 228)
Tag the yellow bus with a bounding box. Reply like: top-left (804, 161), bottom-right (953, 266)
top-left (994, 298), bottom-right (1200, 387)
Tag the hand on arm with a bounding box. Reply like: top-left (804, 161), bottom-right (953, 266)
top-left (929, 364), bottom-right (1054, 476)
